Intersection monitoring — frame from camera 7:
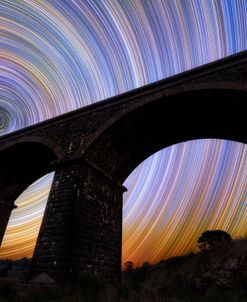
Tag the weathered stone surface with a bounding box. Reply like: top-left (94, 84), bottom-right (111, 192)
top-left (29, 160), bottom-right (124, 285)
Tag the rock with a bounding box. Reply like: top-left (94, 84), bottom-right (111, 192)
top-left (29, 272), bottom-right (56, 285)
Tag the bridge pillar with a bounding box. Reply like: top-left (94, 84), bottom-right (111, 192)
top-left (30, 159), bottom-right (125, 286)
top-left (0, 199), bottom-right (17, 245)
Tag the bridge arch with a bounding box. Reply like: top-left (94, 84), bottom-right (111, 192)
top-left (28, 86), bottom-right (247, 285)
top-left (87, 82), bottom-right (247, 147)
top-left (0, 135), bottom-right (64, 159)
top-left (86, 87), bottom-right (247, 183)
top-left (0, 141), bottom-right (58, 245)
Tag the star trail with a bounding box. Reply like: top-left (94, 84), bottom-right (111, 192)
top-left (0, 0), bottom-right (246, 265)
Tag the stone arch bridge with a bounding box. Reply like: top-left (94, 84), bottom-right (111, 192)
top-left (0, 51), bottom-right (247, 285)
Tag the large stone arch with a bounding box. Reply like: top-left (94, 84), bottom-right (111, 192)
top-left (0, 135), bottom-right (64, 158)
top-left (86, 87), bottom-right (247, 183)
top-left (0, 140), bottom-right (58, 245)
top-left (87, 82), bottom-right (247, 148)
top-left (29, 86), bottom-right (247, 286)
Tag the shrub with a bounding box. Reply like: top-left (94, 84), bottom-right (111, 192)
top-left (198, 230), bottom-right (232, 251)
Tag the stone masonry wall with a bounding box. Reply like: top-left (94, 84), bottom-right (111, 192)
top-left (30, 159), bottom-right (124, 285)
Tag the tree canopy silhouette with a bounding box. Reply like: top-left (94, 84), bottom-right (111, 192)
top-left (123, 261), bottom-right (135, 273)
top-left (197, 230), bottom-right (232, 251)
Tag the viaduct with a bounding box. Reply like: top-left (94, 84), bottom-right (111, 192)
top-left (0, 51), bottom-right (247, 285)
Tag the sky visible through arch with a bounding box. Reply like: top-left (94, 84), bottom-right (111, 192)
top-left (0, 0), bottom-right (247, 265)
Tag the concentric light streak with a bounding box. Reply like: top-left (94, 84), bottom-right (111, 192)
top-left (0, 1), bottom-right (247, 264)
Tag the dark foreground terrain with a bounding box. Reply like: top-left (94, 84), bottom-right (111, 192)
top-left (0, 238), bottom-right (246, 302)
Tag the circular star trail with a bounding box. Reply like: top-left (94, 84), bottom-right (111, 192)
top-left (0, 0), bottom-right (246, 264)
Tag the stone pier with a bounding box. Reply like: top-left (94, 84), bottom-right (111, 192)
top-left (30, 160), bottom-right (125, 285)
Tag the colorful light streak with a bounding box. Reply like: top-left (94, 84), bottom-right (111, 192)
top-left (0, 0), bottom-right (246, 265)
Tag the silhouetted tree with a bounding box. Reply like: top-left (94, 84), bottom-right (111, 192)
top-left (123, 261), bottom-right (135, 273)
top-left (197, 230), bottom-right (232, 251)
top-left (0, 260), bottom-right (12, 277)
top-left (0, 267), bottom-right (8, 278)
top-left (133, 262), bottom-right (151, 284)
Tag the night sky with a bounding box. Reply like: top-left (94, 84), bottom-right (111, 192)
top-left (0, 0), bottom-right (246, 266)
